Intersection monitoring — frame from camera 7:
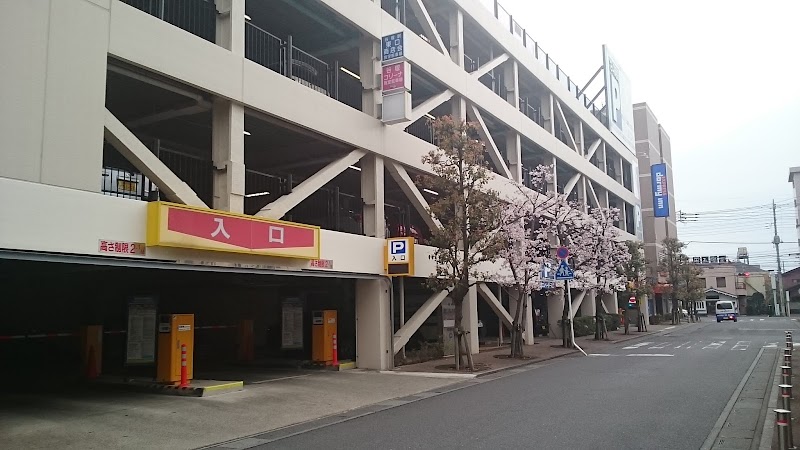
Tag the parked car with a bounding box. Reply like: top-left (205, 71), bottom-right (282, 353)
top-left (716, 301), bottom-right (738, 323)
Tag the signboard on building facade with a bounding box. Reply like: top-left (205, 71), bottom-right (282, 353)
top-left (381, 32), bottom-right (412, 125)
top-left (381, 32), bottom-right (405, 62)
top-left (281, 298), bottom-right (304, 350)
top-left (125, 296), bottom-right (157, 365)
top-left (602, 45), bottom-right (634, 152)
top-left (382, 61), bottom-right (411, 92)
top-left (146, 202), bottom-right (320, 259)
top-left (385, 237), bottom-right (414, 276)
top-left (650, 163), bottom-right (670, 218)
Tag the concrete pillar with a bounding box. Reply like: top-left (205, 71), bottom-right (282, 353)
top-left (542, 93), bottom-right (555, 135)
top-left (463, 285), bottom-right (479, 354)
top-left (580, 289), bottom-right (596, 317)
top-left (549, 156), bottom-right (558, 193)
top-left (212, 99), bottom-right (245, 212)
top-left (356, 279), bottom-right (391, 370)
top-left (215, 0), bottom-right (245, 55)
top-left (547, 292), bottom-right (564, 339)
top-left (359, 37), bottom-right (381, 118)
top-left (506, 132), bottom-right (522, 183)
top-left (360, 154), bottom-right (385, 238)
top-left (603, 292), bottom-right (618, 315)
top-left (448, 9), bottom-right (464, 67)
top-left (508, 289), bottom-right (534, 344)
top-left (452, 96), bottom-right (467, 121)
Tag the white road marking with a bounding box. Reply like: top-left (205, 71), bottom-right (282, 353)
top-left (649, 343), bottom-right (670, 349)
top-left (687, 341), bottom-right (702, 349)
top-left (249, 374), bottom-right (312, 384)
top-left (764, 343), bottom-right (778, 348)
top-left (760, 319), bottom-right (765, 321)
top-left (626, 354), bottom-right (674, 357)
top-left (674, 342), bottom-right (691, 349)
top-left (623, 342), bottom-right (653, 349)
top-left (703, 341), bottom-right (726, 350)
top-left (589, 353), bottom-right (612, 357)
top-left (731, 341), bottom-right (751, 351)
top-left (663, 326), bottom-right (676, 330)
top-left (749, 319), bottom-right (754, 322)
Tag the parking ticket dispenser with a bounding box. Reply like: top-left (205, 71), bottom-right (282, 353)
top-left (157, 314), bottom-right (194, 383)
top-left (312, 310), bottom-right (337, 365)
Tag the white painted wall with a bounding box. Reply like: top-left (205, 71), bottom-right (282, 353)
top-left (0, 0), bottom-right (109, 192)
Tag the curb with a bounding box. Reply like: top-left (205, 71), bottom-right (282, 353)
top-left (758, 345), bottom-right (784, 450)
top-left (94, 379), bottom-right (244, 397)
top-left (475, 349), bottom-right (579, 378)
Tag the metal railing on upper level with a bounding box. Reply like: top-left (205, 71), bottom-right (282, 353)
top-left (121, 0), bottom-right (216, 42)
top-left (475, 0), bottom-right (608, 123)
top-left (243, 22), bottom-right (361, 111)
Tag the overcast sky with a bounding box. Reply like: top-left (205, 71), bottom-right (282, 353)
top-left (499, 0), bottom-right (800, 271)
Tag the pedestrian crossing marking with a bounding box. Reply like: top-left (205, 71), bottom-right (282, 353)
top-left (674, 342), bottom-right (691, 349)
top-left (703, 341), bottom-right (726, 349)
top-left (622, 342), bottom-right (653, 349)
top-left (649, 343), bottom-right (670, 349)
top-left (731, 341), bottom-right (750, 351)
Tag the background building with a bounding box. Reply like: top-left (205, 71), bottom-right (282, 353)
top-left (691, 258), bottom-right (771, 315)
top-left (633, 103), bottom-right (677, 315)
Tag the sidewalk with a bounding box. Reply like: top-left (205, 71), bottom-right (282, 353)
top-left (396, 322), bottom-right (688, 376)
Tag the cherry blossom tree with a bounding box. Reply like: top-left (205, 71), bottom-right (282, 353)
top-left (570, 208), bottom-right (631, 340)
top-left (494, 165), bottom-right (557, 358)
top-left (421, 116), bottom-right (504, 371)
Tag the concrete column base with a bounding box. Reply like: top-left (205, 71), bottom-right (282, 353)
top-left (356, 279), bottom-right (391, 370)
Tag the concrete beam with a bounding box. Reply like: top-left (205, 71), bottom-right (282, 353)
top-left (127, 102), bottom-right (210, 128)
top-left (103, 108), bottom-right (207, 208)
top-left (386, 162), bottom-right (441, 230)
top-left (570, 290), bottom-right (587, 319)
top-left (399, 90), bottom-right (454, 128)
top-left (468, 104), bottom-right (513, 179)
top-left (406, 0), bottom-right (447, 54)
top-left (471, 53), bottom-right (509, 79)
top-left (256, 149), bottom-right (366, 219)
top-left (585, 138), bottom-right (602, 161)
top-left (555, 100), bottom-right (578, 152)
top-left (563, 173), bottom-right (581, 197)
top-left (477, 283), bottom-right (513, 329)
top-left (393, 289), bottom-right (449, 354)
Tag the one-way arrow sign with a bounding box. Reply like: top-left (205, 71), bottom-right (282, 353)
top-left (555, 260), bottom-right (575, 280)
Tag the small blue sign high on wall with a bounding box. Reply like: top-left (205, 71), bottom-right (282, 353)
top-left (382, 32), bottom-right (404, 62)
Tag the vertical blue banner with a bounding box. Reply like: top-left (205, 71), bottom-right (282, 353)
top-left (651, 163), bottom-right (670, 217)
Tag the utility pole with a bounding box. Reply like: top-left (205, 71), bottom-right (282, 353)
top-left (773, 200), bottom-right (787, 316)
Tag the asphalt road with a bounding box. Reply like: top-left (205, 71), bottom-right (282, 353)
top-left (230, 317), bottom-right (797, 450)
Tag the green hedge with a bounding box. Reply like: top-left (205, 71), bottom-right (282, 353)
top-left (559, 314), bottom-right (621, 337)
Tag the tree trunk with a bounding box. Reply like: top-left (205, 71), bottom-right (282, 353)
top-left (510, 287), bottom-right (526, 358)
top-left (594, 289), bottom-right (602, 340)
top-left (450, 285), bottom-right (473, 371)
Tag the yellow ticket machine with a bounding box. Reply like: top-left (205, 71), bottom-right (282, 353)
top-left (157, 314), bottom-right (194, 383)
top-left (312, 310), bottom-right (337, 365)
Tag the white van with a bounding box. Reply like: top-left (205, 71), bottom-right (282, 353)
top-left (715, 301), bottom-right (738, 323)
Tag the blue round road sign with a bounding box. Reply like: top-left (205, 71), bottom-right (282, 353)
top-left (556, 247), bottom-right (569, 259)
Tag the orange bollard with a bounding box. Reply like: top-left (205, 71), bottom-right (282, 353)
top-left (179, 344), bottom-right (189, 387)
top-left (332, 334), bottom-right (339, 367)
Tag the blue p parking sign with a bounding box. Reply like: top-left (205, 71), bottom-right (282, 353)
top-left (386, 238), bottom-right (414, 276)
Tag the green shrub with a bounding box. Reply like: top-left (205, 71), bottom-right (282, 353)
top-left (603, 313), bottom-right (621, 331)
top-left (573, 316), bottom-right (595, 337)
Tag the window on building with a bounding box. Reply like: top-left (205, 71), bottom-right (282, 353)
top-left (716, 277), bottom-right (727, 288)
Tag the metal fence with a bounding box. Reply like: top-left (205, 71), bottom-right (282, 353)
top-left (406, 118), bottom-right (435, 144)
top-left (121, 0), bottom-right (216, 42)
top-left (102, 139), bottom-right (212, 205)
top-left (244, 23), bottom-right (363, 111)
top-left (285, 188), bottom-right (364, 235)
